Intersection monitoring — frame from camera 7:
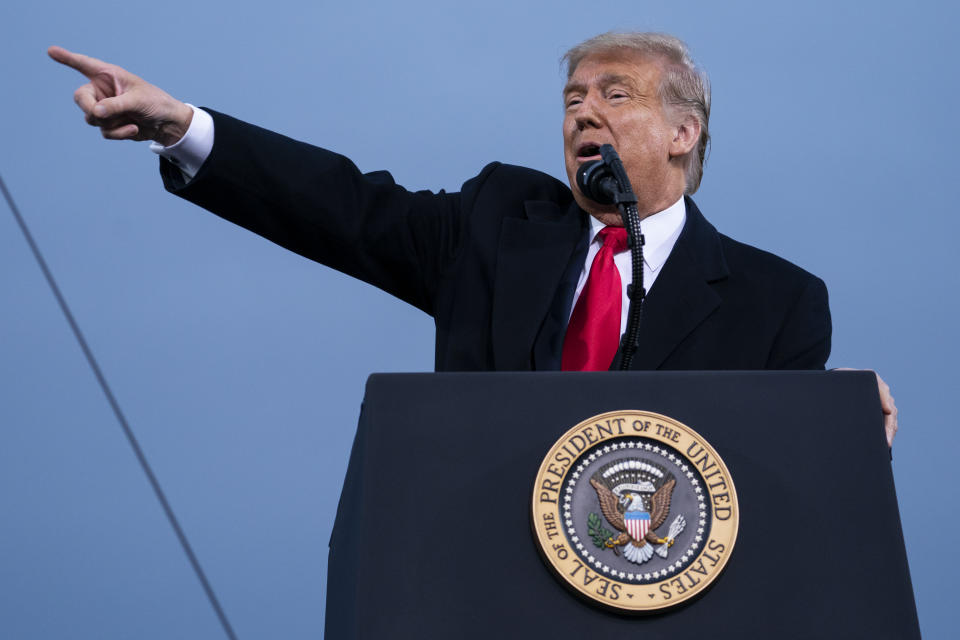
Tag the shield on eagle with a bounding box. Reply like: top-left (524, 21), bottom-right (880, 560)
top-left (624, 510), bottom-right (651, 540)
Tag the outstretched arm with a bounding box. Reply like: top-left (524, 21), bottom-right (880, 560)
top-left (48, 46), bottom-right (193, 146)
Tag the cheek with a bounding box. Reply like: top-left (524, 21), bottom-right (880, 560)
top-left (626, 130), bottom-right (669, 164)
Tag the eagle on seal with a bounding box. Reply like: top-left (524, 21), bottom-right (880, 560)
top-left (590, 475), bottom-right (681, 564)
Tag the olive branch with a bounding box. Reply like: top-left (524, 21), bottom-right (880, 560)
top-left (587, 512), bottom-right (614, 548)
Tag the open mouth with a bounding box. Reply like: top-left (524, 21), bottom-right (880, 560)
top-left (577, 144), bottom-right (602, 160)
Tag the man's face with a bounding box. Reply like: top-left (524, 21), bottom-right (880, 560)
top-left (563, 52), bottom-right (686, 221)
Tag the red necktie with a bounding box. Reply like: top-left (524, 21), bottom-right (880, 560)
top-left (562, 226), bottom-right (629, 371)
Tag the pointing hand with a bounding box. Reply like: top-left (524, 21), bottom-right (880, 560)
top-left (48, 46), bottom-right (193, 146)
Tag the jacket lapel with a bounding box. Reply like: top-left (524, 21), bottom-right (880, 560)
top-left (615, 197), bottom-right (729, 370)
top-left (492, 201), bottom-right (585, 370)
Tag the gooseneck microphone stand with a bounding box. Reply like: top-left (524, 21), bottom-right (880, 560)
top-left (575, 144), bottom-right (645, 370)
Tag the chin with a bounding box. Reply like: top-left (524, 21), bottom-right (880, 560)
top-left (573, 191), bottom-right (618, 220)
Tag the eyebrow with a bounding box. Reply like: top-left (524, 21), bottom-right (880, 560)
top-left (563, 73), bottom-right (636, 97)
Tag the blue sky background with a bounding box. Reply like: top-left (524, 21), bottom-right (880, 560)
top-left (2, 0), bottom-right (956, 637)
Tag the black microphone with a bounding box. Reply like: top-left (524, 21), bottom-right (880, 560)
top-left (575, 144), bottom-right (646, 370)
top-left (576, 160), bottom-right (618, 205)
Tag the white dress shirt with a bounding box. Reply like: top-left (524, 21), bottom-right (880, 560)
top-left (571, 198), bottom-right (686, 338)
top-left (151, 109), bottom-right (686, 340)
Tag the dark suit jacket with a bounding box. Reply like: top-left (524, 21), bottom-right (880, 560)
top-left (161, 111), bottom-right (831, 371)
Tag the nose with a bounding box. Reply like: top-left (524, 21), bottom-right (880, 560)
top-left (574, 93), bottom-right (602, 130)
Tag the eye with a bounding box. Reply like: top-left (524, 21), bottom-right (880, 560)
top-left (565, 96), bottom-right (583, 109)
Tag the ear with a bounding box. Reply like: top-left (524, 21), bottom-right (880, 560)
top-left (668, 114), bottom-right (701, 159)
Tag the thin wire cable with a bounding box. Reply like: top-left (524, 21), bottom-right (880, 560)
top-left (1, 172), bottom-right (239, 640)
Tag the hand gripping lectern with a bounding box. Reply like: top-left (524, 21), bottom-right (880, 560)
top-left (325, 371), bottom-right (919, 639)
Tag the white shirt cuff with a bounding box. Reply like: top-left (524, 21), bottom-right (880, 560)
top-left (149, 104), bottom-right (214, 181)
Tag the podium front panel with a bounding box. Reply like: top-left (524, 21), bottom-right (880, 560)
top-left (326, 371), bottom-right (918, 639)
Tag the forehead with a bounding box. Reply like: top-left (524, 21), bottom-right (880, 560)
top-left (564, 51), bottom-right (663, 93)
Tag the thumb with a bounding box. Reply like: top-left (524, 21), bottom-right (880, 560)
top-left (93, 93), bottom-right (138, 120)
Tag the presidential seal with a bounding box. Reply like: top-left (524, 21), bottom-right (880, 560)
top-left (531, 410), bottom-right (738, 613)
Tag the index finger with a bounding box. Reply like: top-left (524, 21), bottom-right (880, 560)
top-left (48, 46), bottom-right (107, 78)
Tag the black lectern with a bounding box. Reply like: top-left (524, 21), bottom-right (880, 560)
top-left (326, 371), bottom-right (918, 639)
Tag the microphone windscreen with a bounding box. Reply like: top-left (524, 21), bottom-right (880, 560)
top-left (576, 160), bottom-right (616, 204)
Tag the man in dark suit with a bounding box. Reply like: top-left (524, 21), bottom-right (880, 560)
top-left (147, 109), bottom-right (828, 373)
top-left (47, 33), bottom-right (896, 443)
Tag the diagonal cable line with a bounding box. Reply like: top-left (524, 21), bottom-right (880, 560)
top-left (1, 172), bottom-right (238, 640)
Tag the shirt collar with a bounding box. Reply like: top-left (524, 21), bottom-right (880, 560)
top-left (587, 195), bottom-right (686, 272)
